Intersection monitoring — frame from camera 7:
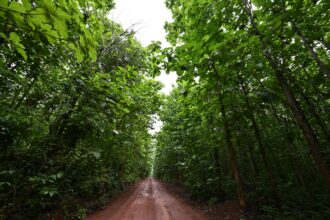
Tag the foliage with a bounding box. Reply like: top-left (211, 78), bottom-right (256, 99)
top-left (0, 0), bottom-right (161, 219)
top-left (154, 0), bottom-right (330, 218)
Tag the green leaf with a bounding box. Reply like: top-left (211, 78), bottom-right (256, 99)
top-left (75, 48), bottom-right (84, 62)
top-left (29, 8), bottom-right (48, 28)
top-left (208, 42), bottom-right (221, 51)
top-left (202, 35), bottom-right (210, 42)
top-left (57, 8), bottom-right (70, 19)
top-left (44, 30), bottom-right (59, 43)
top-left (88, 45), bottom-right (97, 61)
top-left (27, 19), bottom-right (36, 30)
top-left (0, 0), bottom-right (9, 8)
top-left (41, 24), bottom-right (52, 31)
top-left (79, 35), bottom-right (86, 45)
top-left (325, 31), bottom-right (330, 44)
top-left (17, 47), bottom-right (27, 61)
top-left (8, 33), bottom-right (28, 61)
top-left (9, 32), bottom-right (22, 45)
top-left (22, 0), bottom-right (32, 10)
top-left (42, 0), bottom-right (57, 15)
top-left (8, 2), bottom-right (26, 13)
top-left (53, 17), bottom-right (68, 38)
top-left (40, 187), bottom-right (59, 197)
top-left (47, 30), bottom-right (59, 38)
top-left (69, 43), bottom-right (84, 62)
top-left (30, 7), bottom-right (46, 16)
top-left (0, 33), bottom-right (7, 40)
top-left (68, 42), bottom-right (76, 50)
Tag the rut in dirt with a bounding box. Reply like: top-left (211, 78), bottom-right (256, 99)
top-left (88, 177), bottom-right (206, 220)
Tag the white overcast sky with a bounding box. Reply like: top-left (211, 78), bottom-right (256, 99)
top-left (110, 0), bottom-right (177, 95)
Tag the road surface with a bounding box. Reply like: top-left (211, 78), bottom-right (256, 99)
top-left (88, 177), bottom-right (207, 220)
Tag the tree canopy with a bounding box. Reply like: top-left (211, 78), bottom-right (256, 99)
top-left (0, 0), bottom-right (162, 218)
top-left (1, 0), bottom-right (330, 219)
top-left (154, 0), bottom-right (330, 218)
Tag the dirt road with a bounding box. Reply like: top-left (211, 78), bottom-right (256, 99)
top-left (88, 177), bottom-right (206, 220)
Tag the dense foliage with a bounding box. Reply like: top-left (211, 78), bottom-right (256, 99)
top-left (1, 0), bottom-right (330, 219)
top-left (154, 0), bottom-right (330, 218)
top-left (0, 0), bottom-right (161, 219)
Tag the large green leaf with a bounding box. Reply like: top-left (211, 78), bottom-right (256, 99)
top-left (9, 32), bottom-right (27, 61)
top-left (8, 2), bottom-right (26, 13)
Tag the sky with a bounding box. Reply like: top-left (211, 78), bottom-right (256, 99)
top-left (110, 0), bottom-right (177, 94)
top-left (110, 0), bottom-right (177, 133)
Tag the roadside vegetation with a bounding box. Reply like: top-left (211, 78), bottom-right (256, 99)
top-left (154, 0), bottom-right (330, 219)
top-left (1, 0), bottom-right (329, 219)
top-left (0, 0), bottom-right (161, 218)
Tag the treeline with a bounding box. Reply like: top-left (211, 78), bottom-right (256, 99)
top-left (154, 0), bottom-right (330, 218)
top-left (0, 0), bottom-right (161, 219)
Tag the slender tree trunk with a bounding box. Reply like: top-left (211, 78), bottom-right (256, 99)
top-left (213, 66), bottom-right (247, 207)
top-left (301, 93), bottom-right (330, 143)
top-left (219, 97), bottom-right (246, 208)
top-left (287, 68), bottom-right (330, 144)
top-left (242, 0), bottom-right (330, 190)
top-left (275, 68), bottom-right (330, 189)
top-left (240, 80), bottom-right (281, 207)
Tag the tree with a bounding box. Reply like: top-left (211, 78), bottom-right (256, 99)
top-left (154, 0), bottom-right (330, 218)
top-left (0, 1), bottom-right (161, 219)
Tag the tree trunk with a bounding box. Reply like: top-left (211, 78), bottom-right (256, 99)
top-left (240, 80), bottom-right (281, 207)
top-left (301, 92), bottom-right (330, 143)
top-left (275, 69), bottom-right (330, 189)
top-left (242, 0), bottom-right (330, 190)
top-left (219, 98), bottom-right (246, 208)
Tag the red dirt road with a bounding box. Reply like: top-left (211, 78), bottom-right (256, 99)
top-left (88, 177), bottom-right (207, 220)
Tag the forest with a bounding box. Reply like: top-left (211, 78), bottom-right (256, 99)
top-left (0, 0), bottom-right (330, 219)
top-left (0, 0), bottom-right (161, 218)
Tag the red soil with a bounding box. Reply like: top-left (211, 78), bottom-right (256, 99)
top-left (88, 177), bottom-right (207, 220)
